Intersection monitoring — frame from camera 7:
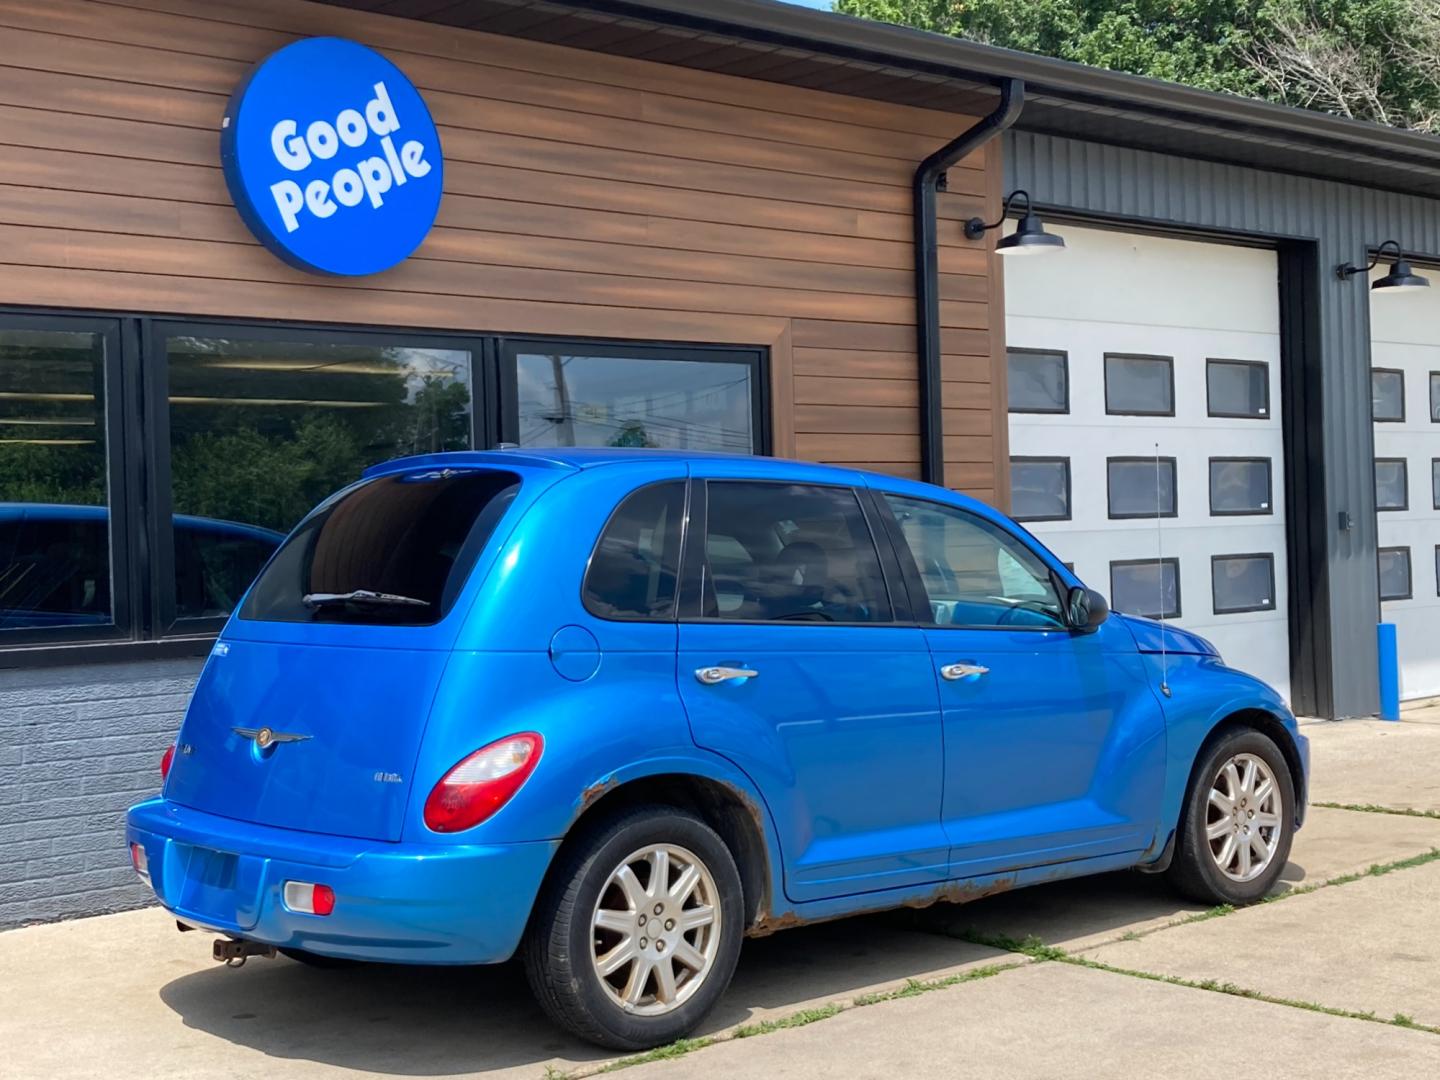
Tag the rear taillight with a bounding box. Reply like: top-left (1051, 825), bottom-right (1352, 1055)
top-left (424, 733), bottom-right (543, 833)
top-left (129, 842), bottom-right (149, 880)
top-left (283, 881), bottom-right (335, 916)
top-left (160, 744), bottom-right (176, 780)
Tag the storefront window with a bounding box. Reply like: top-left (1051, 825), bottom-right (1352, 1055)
top-left (0, 328), bottom-right (112, 631)
top-left (514, 348), bottom-right (757, 452)
top-left (164, 331), bottom-right (473, 621)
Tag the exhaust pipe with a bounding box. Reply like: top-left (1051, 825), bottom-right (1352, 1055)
top-left (212, 938), bottom-right (277, 967)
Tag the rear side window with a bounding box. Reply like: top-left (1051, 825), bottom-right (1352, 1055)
top-left (584, 482), bottom-right (685, 620)
top-left (699, 482), bottom-right (891, 623)
top-left (240, 469), bottom-right (520, 625)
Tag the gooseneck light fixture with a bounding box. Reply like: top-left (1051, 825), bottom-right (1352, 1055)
top-left (1337, 240), bottom-right (1430, 293)
top-left (964, 190), bottom-right (1066, 255)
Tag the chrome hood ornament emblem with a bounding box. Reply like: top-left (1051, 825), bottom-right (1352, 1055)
top-left (233, 726), bottom-right (311, 750)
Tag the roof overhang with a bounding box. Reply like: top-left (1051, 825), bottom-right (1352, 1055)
top-left (320, 0), bottom-right (1440, 199)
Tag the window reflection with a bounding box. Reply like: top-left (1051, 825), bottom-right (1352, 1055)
top-left (166, 334), bottom-right (472, 619)
top-left (516, 352), bottom-right (754, 452)
top-left (0, 329), bottom-right (111, 630)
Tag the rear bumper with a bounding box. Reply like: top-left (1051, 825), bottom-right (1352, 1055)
top-left (126, 798), bottom-right (558, 964)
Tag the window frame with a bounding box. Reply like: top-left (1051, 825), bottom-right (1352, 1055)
top-left (676, 477), bottom-right (900, 627)
top-left (498, 336), bottom-right (771, 457)
top-left (1006, 347), bottom-right (1070, 415)
top-left (1110, 557), bottom-right (1183, 620)
top-left (1371, 367), bottom-right (1406, 423)
top-left (580, 479), bottom-right (689, 623)
top-left (1104, 353), bottom-right (1176, 418)
top-left (1210, 552), bottom-right (1278, 615)
top-left (1209, 456), bottom-right (1274, 517)
top-left (0, 303), bottom-right (772, 665)
top-left (1374, 456), bottom-right (1410, 512)
top-left (1009, 455), bottom-right (1072, 522)
top-left (1106, 455), bottom-right (1178, 520)
top-left (1378, 546), bottom-right (1412, 602)
top-left (1205, 358), bottom-right (1271, 420)
top-left (872, 491), bottom-right (1074, 633)
top-left (0, 312), bottom-right (138, 653)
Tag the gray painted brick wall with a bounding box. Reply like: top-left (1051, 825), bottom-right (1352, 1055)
top-left (0, 658), bottom-right (203, 928)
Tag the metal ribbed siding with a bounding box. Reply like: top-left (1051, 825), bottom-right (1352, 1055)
top-left (1004, 130), bottom-right (1440, 719)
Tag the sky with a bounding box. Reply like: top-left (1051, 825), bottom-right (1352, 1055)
top-left (779, 0), bottom-right (834, 9)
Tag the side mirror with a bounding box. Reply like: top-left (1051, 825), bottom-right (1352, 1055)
top-left (1067, 586), bottom-right (1109, 632)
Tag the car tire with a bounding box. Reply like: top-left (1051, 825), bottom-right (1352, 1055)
top-left (278, 947), bottom-right (360, 969)
top-left (1168, 727), bottom-right (1296, 906)
top-left (523, 804), bottom-right (745, 1050)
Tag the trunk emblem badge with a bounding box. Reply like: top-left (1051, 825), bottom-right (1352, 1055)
top-left (233, 726), bottom-right (311, 750)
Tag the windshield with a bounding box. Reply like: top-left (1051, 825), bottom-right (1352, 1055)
top-left (239, 469), bottom-right (521, 626)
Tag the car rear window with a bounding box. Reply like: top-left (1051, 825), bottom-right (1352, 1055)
top-left (239, 468), bottom-right (521, 625)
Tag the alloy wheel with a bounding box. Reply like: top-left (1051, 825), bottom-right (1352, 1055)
top-left (1205, 752), bottom-right (1284, 882)
top-left (590, 843), bottom-right (722, 1016)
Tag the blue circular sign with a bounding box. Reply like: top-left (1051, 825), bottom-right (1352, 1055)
top-left (221, 38), bottom-right (444, 277)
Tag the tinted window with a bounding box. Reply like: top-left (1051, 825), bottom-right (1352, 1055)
top-left (884, 494), bottom-right (1065, 629)
top-left (1010, 458), bottom-right (1069, 521)
top-left (1207, 360), bottom-right (1270, 418)
top-left (1105, 355), bottom-right (1173, 415)
top-left (516, 350), bottom-right (755, 452)
top-left (166, 331), bottom-right (474, 623)
top-left (1210, 458), bottom-right (1273, 515)
top-left (1379, 547), bottom-right (1411, 601)
top-left (1375, 459), bottom-right (1408, 511)
top-left (1212, 555), bottom-right (1275, 614)
top-left (1432, 373), bottom-right (1440, 422)
top-left (1111, 559), bottom-right (1181, 619)
top-left (240, 469), bottom-right (520, 625)
top-left (0, 329), bottom-right (112, 631)
top-left (1372, 369), bottom-right (1404, 422)
top-left (583, 482), bottom-right (684, 620)
top-left (1007, 350), bottom-right (1068, 413)
top-left (699, 482), bottom-right (889, 623)
top-left (1108, 458), bottom-right (1177, 518)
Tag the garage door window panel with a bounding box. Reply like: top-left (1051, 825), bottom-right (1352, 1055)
top-left (1107, 457), bottom-right (1177, 519)
top-left (1010, 456), bottom-right (1070, 522)
top-left (1372, 369), bottom-right (1405, 423)
top-left (1007, 349), bottom-right (1069, 414)
top-left (1212, 553), bottom-right (1276, 614)
top-left (1209, 458), bottom-right (1273, 516)
top-left (1207, 359), bottom-right (1270, 419)
top-left (1379, 547), bottom-right (1412, 602)
top-left (1105, 354), bottom-right (1175, 417)
top-left (1110, 558), bottom-right (1181, 620)
top-left (1432, 459), bottom-right (1440, 511)
top-left (1375, 458), bottom-right (1409, 512)
top-left (1431, 373), bottom-right (1440, 423)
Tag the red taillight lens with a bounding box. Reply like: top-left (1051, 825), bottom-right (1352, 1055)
top-left (160, 744), bottom-right (176, 780)
top-left (424, 733), bottom-right (543, 833)
top-left (283, 881), bottom-right (335, 916)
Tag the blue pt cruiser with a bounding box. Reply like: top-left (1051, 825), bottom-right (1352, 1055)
top-left (128, 449), bottom-right (1308, 1049)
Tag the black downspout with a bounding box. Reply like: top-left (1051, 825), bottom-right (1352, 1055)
top-left (914, 77), bottom-right (1024, 487)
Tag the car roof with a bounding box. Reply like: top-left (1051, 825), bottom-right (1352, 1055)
top-left (364, 448), bottom-right (996, 516)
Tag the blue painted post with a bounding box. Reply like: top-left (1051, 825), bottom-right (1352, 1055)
top-left (1378, 622), bottom-right (1400, 721)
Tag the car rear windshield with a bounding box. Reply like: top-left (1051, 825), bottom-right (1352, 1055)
top-left (238, 469), bottom-right (521, 626)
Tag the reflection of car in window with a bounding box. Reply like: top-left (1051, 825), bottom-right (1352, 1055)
top-left (0, 504), bottom-right (283, 629)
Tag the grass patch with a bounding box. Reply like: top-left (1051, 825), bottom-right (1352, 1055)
top-left (1063, 955), bottom-right (1440, 1036)
top-left (1313, 801), bottom-right (1440, 821)
top-left (954, 930), bottom-right (1067, 961)
top-left (732, 1004), bottom-right (843, 1038)
top-left (851, 961), bottom-right (1023, 1006)
top-left (1262, 847), bottom-right (1440, 903)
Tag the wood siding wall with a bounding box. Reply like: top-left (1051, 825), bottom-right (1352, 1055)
top-left (0, 0), bottom-right (1004, 499)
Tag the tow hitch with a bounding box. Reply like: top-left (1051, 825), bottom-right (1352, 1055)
top-left (212, 938), bottom-right (277, 968)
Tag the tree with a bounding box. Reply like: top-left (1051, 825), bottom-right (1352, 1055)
top-left (834, 0), bottom-right (1440, 132)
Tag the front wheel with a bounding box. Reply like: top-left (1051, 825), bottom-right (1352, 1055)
top-left (1168, 727), bottom-right (1295, 905)
top-left (523, 805), bottom-right (744, 1050)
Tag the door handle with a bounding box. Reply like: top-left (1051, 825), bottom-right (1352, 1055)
top-left (695, 666), bottom-right (759, 685)
top-left (940, 662), bottom-right (989, 681)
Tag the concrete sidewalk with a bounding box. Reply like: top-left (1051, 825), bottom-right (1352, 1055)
top-left (4, 714), bottom-right (1440, 1078)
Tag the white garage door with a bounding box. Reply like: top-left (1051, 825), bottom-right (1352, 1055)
top-left (1005, 225), bottom-right (1291, 701)
top-left (1369, 275), bottom-right (1440, 700)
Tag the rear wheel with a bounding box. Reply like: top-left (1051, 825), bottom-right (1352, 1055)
top-left (523, 805), bottom-right (744, 1050)
top-left (1168, 727), bottom-right (1295, 905)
